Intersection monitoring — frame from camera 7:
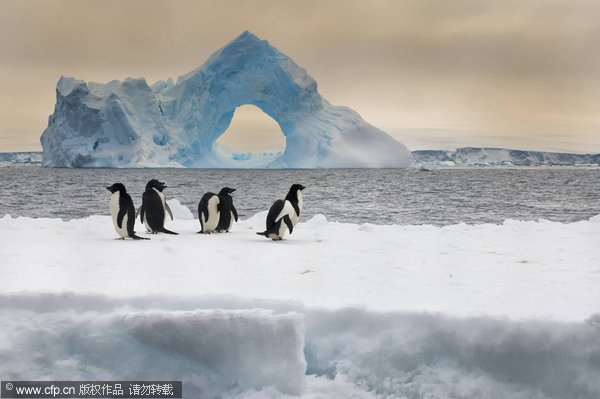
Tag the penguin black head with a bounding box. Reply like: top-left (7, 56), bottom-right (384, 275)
top-left (146, 179), bottom-right (167, 191)
top-left (218, 187), bottom-right (236, 196)
top-left (289, 184), bottom-right (306, 192)
top-left (106, 183), bottom-right (126, 193)
top-left (285, 184), bottom-right (305, 202)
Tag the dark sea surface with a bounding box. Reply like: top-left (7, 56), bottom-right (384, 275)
top-left (1, 165), bottom-right (599, 225)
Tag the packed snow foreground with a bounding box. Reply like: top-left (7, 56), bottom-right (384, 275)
top-left (1, 203), bottom-right (599, 398)
top-left (40, 31), bottom-right (412, 169)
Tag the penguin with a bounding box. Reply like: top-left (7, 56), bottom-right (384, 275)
top-left (216, 187), bottom-right (238, 233)
top-left (257, 184), bottom-right (305, 240)
top-left (106, 183), bottom-right (148, 240)
top-left (139, 179), bottom-right (178, 235)
top-left (197, 191), bottom-right (221, 234)
top-left (137, 180), bottom-right (174, 232)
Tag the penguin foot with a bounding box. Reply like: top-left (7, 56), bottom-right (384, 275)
top-left (116, 237), bottom-right (125, 240)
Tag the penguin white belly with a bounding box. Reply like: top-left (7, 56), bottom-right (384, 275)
top-left (228, 211), bottom-right (235, 231)
top-left (282, 200), bottom-right (301, 226)
top-left (296, 191), bottom-right (303, 215)
top-left (290, 211), bottom-right (299, 226)
top-left (271, 200), bottom-right (298, 239)
top-left (153, 187), bottom-right (168, 222)
top-left (202, 196), bottom-right (220, 232)
top-left (110, 192), bottom-right (128, 238)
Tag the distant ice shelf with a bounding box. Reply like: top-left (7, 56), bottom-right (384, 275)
top-left (2, 147), bottom-right (598, 168)
top-left (40, 31), bottom-right (413, 169)
top-left (412, 147), bottom-right (600, 167)
top-left (0, 151), bottom-right (42, 165)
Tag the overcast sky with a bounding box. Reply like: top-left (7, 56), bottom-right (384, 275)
top-left (1, 0), bottom-right (599, 153)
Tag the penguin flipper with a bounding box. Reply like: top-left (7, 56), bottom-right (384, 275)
top-left (256, 231), bottom-right (267, 236)
top-left (165, 201), bottom-right (174, 220)
top-left (202, 204), bottom-right (209, 223)
top-left (232, 205), bottom-right (239, 222)
top-left (199, 193), bottom-right (214, 224)
top-left (282, 215), bottom-right (294, 234)
top-left (160, 227), bottom-right (179, 235)
top-left (139, 204), bottom-right (145, 223)
top-left (117, 208), bottom-right (126, 229)
top-left (266, 200), bottom-right (285, 226)
top-left (135, 206), bottom-right (141, 218)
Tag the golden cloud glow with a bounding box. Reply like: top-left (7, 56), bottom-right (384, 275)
top-left (1, 0), bottom-right (599, 152)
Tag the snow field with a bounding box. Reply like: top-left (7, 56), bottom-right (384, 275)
top-left (1, 205), bottom-right (599, 398)
top-left (1, 208), bottom-right (598, 321)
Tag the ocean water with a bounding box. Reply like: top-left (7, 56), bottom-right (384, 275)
top-left (1, 165), bottom-right (599, 225)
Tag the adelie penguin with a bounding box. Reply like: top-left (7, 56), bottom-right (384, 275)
top-left (138, 179), bottom-right (178, 235)
top-left (138, 179), bottom-right (174, 232)
top-left (198, 187), bottom-right (239, 234)
top-left (106, 183), bottom-right (148, 240)
top-left (257, 184), bottom-right (305, 240)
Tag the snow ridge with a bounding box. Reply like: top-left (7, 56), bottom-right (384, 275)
top-left (1, 293), bottom-right (599, 399)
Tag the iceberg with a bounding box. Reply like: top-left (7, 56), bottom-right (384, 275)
top-left (40, 31), bottom-right (413, 168)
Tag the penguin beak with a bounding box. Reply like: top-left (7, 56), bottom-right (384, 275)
top-left (301, 185), bottom-right (306, 190)
top-left (230, 188), bottom-right (236, 192)
top-left (106, 186), bottom-right (112, 191)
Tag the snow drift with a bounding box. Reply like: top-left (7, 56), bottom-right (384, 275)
top-left (0, 304), bottom-right (305, 397)
top-left (1, 293), bottom-right (599, 399)
top-left (40, 31), bottom-right (412, 168)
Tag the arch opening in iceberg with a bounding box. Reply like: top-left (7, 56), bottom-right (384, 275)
top-left (214, 105), bottom-right (286, 168)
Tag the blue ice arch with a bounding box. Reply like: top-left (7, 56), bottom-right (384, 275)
top-left (41, 32), bottom-right (413, 168)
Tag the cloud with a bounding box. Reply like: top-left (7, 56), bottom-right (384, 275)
top-left (1, 0), bottom-right (599, 152)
